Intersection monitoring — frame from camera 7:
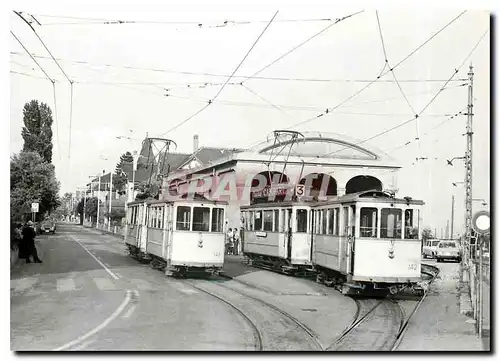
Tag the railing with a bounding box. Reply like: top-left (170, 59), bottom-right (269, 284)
top-left (468, 256), bottom-right (490, 337)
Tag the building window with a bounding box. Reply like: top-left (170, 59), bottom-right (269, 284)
top-left (254, 211), bottom-right (263, 231)
top-left (176, 206), bottom-right (191, 231)
top-left (296, 209), bottom-right (307, 233)
top-left (211, 208), bottom-right (225, 232)
top-left (263, 210), bottom-right (273, 231)
top-left (193, 207), bottom-right (210, 232)
top-left (360, 207), bottom-right (378, 238)
top-left (381, 208), bottom-right (402, 239)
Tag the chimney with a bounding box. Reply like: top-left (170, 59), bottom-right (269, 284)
top-left (193, 134), bottom-right (199, 153)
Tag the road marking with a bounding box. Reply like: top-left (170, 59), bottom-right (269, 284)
top-left (11, 277), bottom-right (38, 293)
top-left (171, 282), bottom-right (199, 295)
top-left (94, 277), bottom-right (116, 291)
top-left (53, 290), bottom-right (132, 351)
top-left (122, 305), bottom-right (136, 319)
top-left (69, 235), bottom-right (119, 280)
top-left (71, 339), bottom-right (95, 351)
top-left (57, 279), bottom-right (76, 292)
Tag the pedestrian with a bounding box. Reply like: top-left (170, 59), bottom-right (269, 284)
top-left (11, 223), bottom-right (22, 251)
top-left (226, 227), bottom-right (234, 255)
top-left (233, 228), bottom-right (240, 256)
top-left (22, 221), bottom-right (42, 263)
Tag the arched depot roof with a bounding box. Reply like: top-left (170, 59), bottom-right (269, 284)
top-left (253, 131), bottom-right (395, 162)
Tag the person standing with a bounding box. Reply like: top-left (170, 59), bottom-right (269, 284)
top-left (233, 228), bottom-right (240, 256)
top-left (225, 227), bottom-right (233, 255)
top-left (22, 221), bottom-right (42, 263)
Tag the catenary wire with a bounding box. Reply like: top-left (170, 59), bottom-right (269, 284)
top-left (157, 10), bottom-right (279, 137)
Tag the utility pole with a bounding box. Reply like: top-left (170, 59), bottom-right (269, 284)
top-left (450, 195), bottom-right (455, 240)
top-left (108, 172), bottom-right (113, 232)
top-left (464, 64), bottom-right (474, 263)
top-left (96, 174), bottom-right (101, 229)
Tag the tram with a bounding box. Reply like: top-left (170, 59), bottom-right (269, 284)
top-left (124, 197), bottom-right (228, 277)
top-left (241, 190), bottom-right (424, 294)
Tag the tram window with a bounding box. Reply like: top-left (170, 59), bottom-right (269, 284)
top-left (176, 206), bottom-right (191, 231)
top-left (274, 210), bottom-right (280, 232)
top-left (334, 208), bottom-right (340, 236)
top-left (158, 207), bottom-right (164, 229)
top-left (315, 211), bottom-right (321, 234)
top-left (263, 210), bottom-right (273, 231)
top-left (247, 211), bottom-right (254, 231)
top-left (279, 210), bottom-right (286, 232)
top-left (360, 208), bottom-right (378, 238)
top-left (211, 208), bottom-right (224, 232)
top-left (296, 209), bottom-right (307, 233)
top-left (404, 209), bottom-right (419, 239)
top-left (381, 208), bottom-right (402, 239)
top-left (322, 210), bottom-right (327, 235)
top-left (254, 211), bottom-right (263, 231)
top-left (193, 207), bottom-right (210, 232)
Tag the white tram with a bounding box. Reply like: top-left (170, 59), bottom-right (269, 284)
top-left (311, 190), bottom-right (423, 294)
top-left (124, 197), bottom-right (227, 277)
top-left (241, 201), bottom-right (315, 274)
top-left (241, 190), bottom-right (424, 294)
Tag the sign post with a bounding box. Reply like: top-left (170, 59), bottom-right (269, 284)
top-left (31, 202), bottom-right (39, 223)
top-left (472, 210), bottom-right (490, 338)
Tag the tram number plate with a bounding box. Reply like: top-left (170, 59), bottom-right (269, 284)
top-left (408, 263), bottom-right (418, 271)
top-left (214, 252), bottom-right (221, 257)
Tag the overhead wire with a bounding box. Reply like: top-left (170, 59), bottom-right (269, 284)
top-left (13, 10), bottom-right (75, 160)
top-left (284, 9), bottom-right (468, 132)
top-left (241, 9), bottom-right (365, 84)
top-left (10, 51), bottom-right (468, 84)
top-left (320, 27), bottom-right (489, 159)
top-left (157, 10), bottom-right (280, 137)
top-left (10, 30), bottom-right (62, 162)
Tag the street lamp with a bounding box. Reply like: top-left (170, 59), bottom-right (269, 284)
top-left (446, 156), bottom-right (466, 166)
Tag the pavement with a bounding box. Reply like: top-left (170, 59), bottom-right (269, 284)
top-left (396, 259), bottom-right (488, 351)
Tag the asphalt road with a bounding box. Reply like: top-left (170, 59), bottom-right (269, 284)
top-left (11, 223), bottom-right (255, 351)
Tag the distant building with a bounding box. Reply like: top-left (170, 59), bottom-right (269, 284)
top-left (161, 132), bottom-right (402, 228)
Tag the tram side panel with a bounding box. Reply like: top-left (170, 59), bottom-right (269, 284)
top-left (170, 232), bottom-right (225, 268)
top-left (353, 238), bottom-right (421, 283)
top-left (312, 234), bottom-right (344, 272)
top-left (243, 231), bottom-right (282, 258)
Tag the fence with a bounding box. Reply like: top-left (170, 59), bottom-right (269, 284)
top-left (468, 256), bottom-right (490, 338)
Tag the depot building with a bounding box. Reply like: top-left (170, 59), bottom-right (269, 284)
top-left (160, 131), bottom-right (401, 228)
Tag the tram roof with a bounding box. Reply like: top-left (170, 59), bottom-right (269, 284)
top-left (127, 198), bottom-right (228, 206)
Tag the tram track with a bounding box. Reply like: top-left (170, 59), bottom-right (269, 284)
top-left (184, 279), bottom-right (323, 351)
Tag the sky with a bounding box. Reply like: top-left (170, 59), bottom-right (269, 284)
top-left (6, 1), bottom-right (492, 236)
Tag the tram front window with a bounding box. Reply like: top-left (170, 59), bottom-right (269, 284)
top-left (381, 208), bottom-right (402, 239)
top-left (193, 207), bottom-right (210, 232)
top-left (176, 206), bottom-right (191, 231)
top-left (360, 207), bottom-right (378, 238)
top-left (211, 208), bottom-right (224, 232)
top-left (296, 209), bottom-right (307, 233)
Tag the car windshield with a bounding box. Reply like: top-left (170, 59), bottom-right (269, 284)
top-left (431, 241), bottom-right (440, 247)
top-left (438, 242), bottom-right (457, 248)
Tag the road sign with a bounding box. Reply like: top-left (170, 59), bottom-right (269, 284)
top-left (472, 210), bottom-right (490, 235)
top-left (31, 202), bottom-right (39, 213)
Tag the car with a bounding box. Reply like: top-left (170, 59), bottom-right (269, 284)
top-left (41, 219), bottom-right (57, 234)
top-left (422, 239), bottom-right (440, 259)
top-left (436, 240), bottom-right (461, 262)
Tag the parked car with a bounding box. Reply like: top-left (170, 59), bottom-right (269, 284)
top-left (40, 219), bottom-right (57, 234)
top-left (436, 240), bottom-right (462, 263)
top-left (422, 239), bottom-right (441, 259)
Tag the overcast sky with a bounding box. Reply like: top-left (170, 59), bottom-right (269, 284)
top-left (7, 1), bottom-right (491, 234)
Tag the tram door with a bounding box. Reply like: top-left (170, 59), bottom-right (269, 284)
top-left (309, 210), bottom-right (315, 262)
top-left (278, 209), bottom-right (288, 259)
top-left (286, 209), bottom-right (293, 259)
top-left (344, 206), bottom-right (355, 275)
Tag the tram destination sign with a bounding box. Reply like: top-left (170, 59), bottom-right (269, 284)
top-left (252, 184), bottom-right (289, 199)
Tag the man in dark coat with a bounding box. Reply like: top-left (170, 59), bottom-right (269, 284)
top-left (22, 221), bottom-right (42, 263)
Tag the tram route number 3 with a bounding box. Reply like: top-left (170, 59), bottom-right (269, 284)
top-left (408, 263), bottom-right (418, 271)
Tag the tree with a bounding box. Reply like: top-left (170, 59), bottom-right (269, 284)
top-left (10, 151), bottom-right (60, 221)
top-left (422, 227), bottom-right (435, 241)
top-left (105, 208), bottom-right (126, 226)
top-left (114, 151), bottom-right (134, 195)
top-left (84, 197), bottom-right (102, 224)
top-left (21, 100), bottom-right (54, 163)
